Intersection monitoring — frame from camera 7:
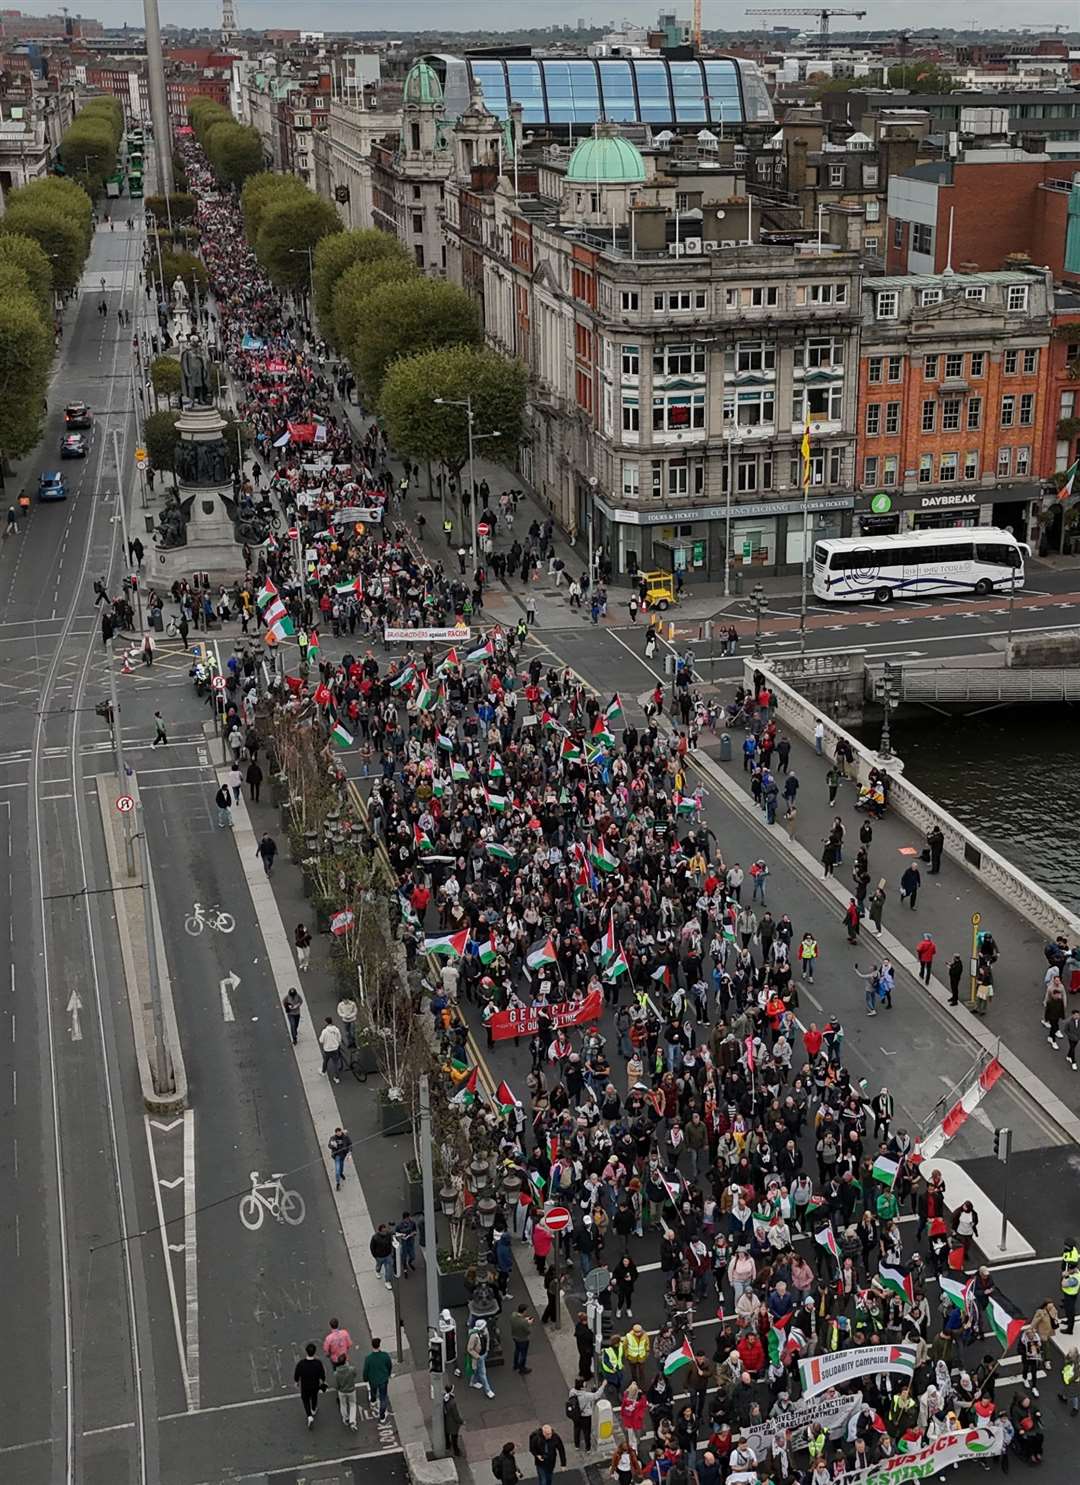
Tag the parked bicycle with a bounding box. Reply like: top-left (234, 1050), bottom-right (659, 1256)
top-left (184, 902), bottom-right (236, 936)
top-left (238, 1171), bottom-right (305, 1231)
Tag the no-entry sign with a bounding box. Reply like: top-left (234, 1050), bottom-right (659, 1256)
top-left (543, 1206), bottom-right (571, 1232)
top-left (115, 794), bottom-right (134, 813)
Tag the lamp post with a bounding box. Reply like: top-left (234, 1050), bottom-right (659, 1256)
top-left (876, 660), bottom-right (900, 760)
top-left (751, 582), bottom-right (766, 659)
top-left (288, 246), bottom-right (315, 322)
top-left (433, 395), bottom-right (500, 571)
top-left (1005, 563), bottom-right (1018, 667)
top-left (723, 423), bottom-right (743, 599)
top-left (587, 474), bottom-right (598, 577)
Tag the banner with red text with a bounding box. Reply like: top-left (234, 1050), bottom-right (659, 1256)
top-left (490, 988), bottom-right (603, 1042)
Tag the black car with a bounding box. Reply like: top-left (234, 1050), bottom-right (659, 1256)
top-left (64, 402), bottom-right (92, 430)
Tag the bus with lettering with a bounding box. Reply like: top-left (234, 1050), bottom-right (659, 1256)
top-left (813, 527), bottom-right (1027, 606)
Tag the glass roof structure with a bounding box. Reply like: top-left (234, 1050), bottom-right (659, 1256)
top-left (426, 54), bottom-right (774, 131)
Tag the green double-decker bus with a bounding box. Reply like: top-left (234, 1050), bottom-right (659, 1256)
top-left (127, 169), bottom-right (143, 198)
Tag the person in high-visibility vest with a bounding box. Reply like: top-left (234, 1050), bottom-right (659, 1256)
top-left (600, 1337), bottom-right (624, 1398)
top-left (1060, 1265), bottom-right (1080, 1334)
top-left (442, 517), bottom-right (453, 546)
top-left (1058, 1347), bottom-right (1080, 1415)
top-left (624, 1325), bottom-right (650, 1387)
top-left (1062, 1242), bottom-right (1080, 1269)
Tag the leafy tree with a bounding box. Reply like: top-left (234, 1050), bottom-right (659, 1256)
top-left (0, 232), bottom-right (55, 325)
top-left (886, 63), bottom-right (953, 93)
top-left (206, 121), bottom-right (263, 188)
top-left (0, 285), bottom-right (53, 457)
top-left (143, 409), bottom-right (180, 471)
top-left (256, 192), bottom-right (343, 293)
top-left (332, 256), bottom-right (416, 356)
top-left (10, 178), bottom-right (93, 256)
top-left (150, 355), bottom-right (182, 405)
top-left (59, 117), bottom-right (118, 194)
top-left (378, 345), bottom-right (527, 483)
top-left (313, 228), bottom-right (413, 342)
top-left (350, 278), bottom-right (482, 404)
top-left (148, 248), bottom-right (208, 300)
top-left (810, 73), bottom-right (872, 98)
top-left (241, 170), bottom-right (309, 241)
top-left (145, 193), bottom-right (196, 226)
top-left (0, 206), bottom-right (85, 295)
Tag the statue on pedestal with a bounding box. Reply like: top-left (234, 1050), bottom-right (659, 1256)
top-left (154, 490), bottom-right (193, 549)
top-left (181, 341), bottom-right (213, 407)
top-left (171, 276), bottom-right (191, 338)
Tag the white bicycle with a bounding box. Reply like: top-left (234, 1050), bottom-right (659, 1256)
top-left (238, 1171), bottom-right (306, 1231)
top-left (184, 902), bottom-right (236, 936)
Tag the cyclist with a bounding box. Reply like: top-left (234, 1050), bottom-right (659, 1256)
top-left (18, 493), bottom-right (29, 520)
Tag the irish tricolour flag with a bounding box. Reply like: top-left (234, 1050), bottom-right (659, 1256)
top-left (1058, 456), bottom-right (1079, 503)
top-left (663, 1339), bottom-right (696, 1376)
top-left (425, 929), bottom-right (469, 959)
top-left (526, 936), bottom-right (557, 970)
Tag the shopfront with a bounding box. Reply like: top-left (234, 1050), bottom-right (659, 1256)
top-left (595, 494), bottom-right (855, 580)
top-left (853, 483), bottom-right (1044, 542)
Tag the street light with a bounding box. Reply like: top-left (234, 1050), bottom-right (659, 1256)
top-left (433, 394), bottom-right (500, 570)
top-left (751, 582), bottom-right (766, 659)
top-left (876, 660), bottom-right (900, 760)
top-left (723, 423), bottom-right (744, 599)
top-left (1005, 561), bottom-right (1018, 667)
top-left (288, 246), bottom-right (315, 319)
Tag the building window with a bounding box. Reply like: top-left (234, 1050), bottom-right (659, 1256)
top-left (1000, 395), bottom-right (1015, 428)
top-left (829, 164), bottom-right (845, 186)
top-left (621, 461), bottom-right (639, 499)
top-left (876, 291), bottom-right (898, 320)
top-left (622, 401), bottom-right (640, 433)
top-left (1023, 347), bottom-right (1038, 375)
top-left (654, 342), bottom-right (707, 376)
top-left (1019, 393), bottom-right (1034, 426)
top-left (414, 244), bottom-right (424, 268)
top-left (997, 447), bottom-right (1012, 477)
top-left (651, 461), bottom-right (664, 499)
top-left (868, 356), bottom-right (883, 384)
top-left (863, 164), bottom-right (879, 188)
top-left (920, 288), bottom-right (943, 307)
top-left (942, 398), bottom-right (961, 432)
top-left (412, 213), bottom-right (424, 235)
top-left (749, 286), bottom-right (779, 306)
top-left (863, 455), bottom-right (878, 486)
top-left (621, 345), bottom-right (640, 378)
top-left (1004, 349), bottom-right (1018, 375)
top-left (620, 289), bottom-right (639, 311)
top-left (734, 339), bottom-right (775, 373)
top-left (796, 383), bottom-right (844, 421)
top-left (965, 286), bottom-right (986, 303)
top-left (865, 200), bottom-right (880, 222)
top-left (939, 452), bottom-right (958, 482)
top-left (864, 236), bottom-right (880, 256)
top-left (884, 401), bottom-right (900, 434)
top-left (967, 396), bottom-right (982, 430)
top-left (912, 223), bottom-right (933, 255)
top-left (893, 219), bottom-right (903, 248)
top-left (887, 355), bottom-right (903, 382)
top-left (736, 456), bottom-right (761, 493)
top-left (1062, 391), bottom-right (1077, 420)
top-left (921, 399), bottom-right (937, 433)
top-left (865, 403), bottom-right (880, 436)
top-left (807, 282), bottom-right (847, 305)
top-left (881, 454), bottom-right (897, 486)
top-left (1006, 284), bottom-right (1029, 312)
top-left (924, 354), bottom-right (939, 380)
top-left (969, 352), bottom-right (985, 378)
top-left (944, 353), bottom-right (963, 379)
top-left (1016, 446), bottom-right (1031, 476)
top-left (412, 184), bottom-right (422, 201)
top-left (964, 451), bottom-right (979, 481)
top-left (796, 336), bottom-right (843, 369)
top-left (732, 388), bottom-right (775, 427)
top-left (652, 393), bottom-right (705, 432)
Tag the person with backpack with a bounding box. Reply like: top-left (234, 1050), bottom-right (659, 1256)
top-left (491, 1441), bottom-right (521, 1485)
top-left (565, 1376), bottom-right (605, 1451)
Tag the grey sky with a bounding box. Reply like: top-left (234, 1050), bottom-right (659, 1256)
top-left (128, 1), bottom-right (1079, 35)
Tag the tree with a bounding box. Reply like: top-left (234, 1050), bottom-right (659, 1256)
top-left (150, 356), bottom-right (182, 406)
top-left (256, 193), bottom-right (343, 294)
top-left (0, 233), bottom-right (55, 325)
top-left (886, 63), bottom-right (953, 93)
top-left (241, 171), bottom-right (309, 241)
top-left (143, 410), bottom-right (180, 471)
top-left (313, 228), bottom-right (413, 342)
top-left (350, 278), bottom-right (482, 404)
top-left (378, 345), bottom-right (528, 483)
top-left (0, 206), bottom-right (85, 295)
top-left (145, 193), bottom-right (196, 226)
top-left (148, 248), bottom-right (208, 300)
top-left (0, 285), bottom-right (54, 457)
top-left (58, 112), bottom-right (119, 195)
top-left (206, 121), bottom-right (263, 188)
top-left (332, 256), bottom-right (417, 357)
top-left (9, 178), bottom-right (93, 256)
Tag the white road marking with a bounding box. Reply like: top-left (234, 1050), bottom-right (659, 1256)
top-left (143, 1118), bottom-right (194, 1412)
top-left (158, 1176), bottom-right (184, 1190)
top-left (219, 970), bottom-right (240, 1022)
top-left (66, 990), bottom-right (82, 1042)
top-left (183, 1108), bottom-right (200, 1412)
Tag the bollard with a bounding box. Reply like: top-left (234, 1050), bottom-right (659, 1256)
top-left (663, 654), bottom-right (673, 676)
top-left (719, 732), bottom-right (732, 763)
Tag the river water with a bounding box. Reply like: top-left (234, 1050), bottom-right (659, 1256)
top-left (857, 710), bottom-right (1080, 915)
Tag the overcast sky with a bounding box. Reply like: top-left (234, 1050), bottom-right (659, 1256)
top-left (131, 0), bottom-right (1078, 35)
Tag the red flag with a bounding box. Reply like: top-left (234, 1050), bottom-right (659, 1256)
top-left (313, 683), bottom-right (331, 707)
top-left (744, 1035), bottom-right (755, 1071)
top-left (283, 674), bottom-right (304, 694)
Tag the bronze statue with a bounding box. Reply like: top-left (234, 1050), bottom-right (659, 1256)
top-left (180, 342), bottom-right (212, 406)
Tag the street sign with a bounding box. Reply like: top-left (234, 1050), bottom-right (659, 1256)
top-left (134, 447), bottom-right (147, 465)
top-left (287, 527), bottom-right (299, 540)
top-left (584, 1265), bottom-right (610, 1295)
top-left (115, 794), bottom-right (134, 813)
top-left (476, 521), bottom-right (490, 536)
top-left (542, 1205), bottom-right (572, 1232)
top-left (971, 912), bottom-right (981, 927)
top-left (211, 675), bottom-right (227, 691)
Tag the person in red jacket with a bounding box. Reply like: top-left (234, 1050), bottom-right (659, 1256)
top-left (736, 1330), bottom-right (765, 1375)
top-left (803, 1023), bottom-right (823, 1061)
top-left (915, 932), bottom-right (937, 985)
top-left (843, 898), bottom-right (860, 944)
top-left (532, 1221), bottom-right (553, 1276)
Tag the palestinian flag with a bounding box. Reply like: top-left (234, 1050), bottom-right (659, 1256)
top-left (878, 1264), bottom-right (915, 1305)
top-left (766, 1326), bottom-right (788, 1368)
top-left (872, 1155), bottom-right (900, 1189)
top-left (436, 732), bottom-right (455, 752)
top-left (450, 1067), bottom-right (479, 1107)
top-left (528, 1169), bottom-right (546, 1197)
top-left (673, 795), bottom-right (697, 817)
top-left (560, 737), bottom-right (583, 764)
top-left (599, 916), bottom-right (617, 965)
top-left (815, 1226), bottom-right (840, 1264)
top-left (489, 757), bottom-right (505, 781)
top-left (452, 761), bottom-right (470, 782)
top-left (330, 909), bottom-right (354, 936)
top-left (526, 936), bottom-right (558, 970)
top-left (663, 1339), bottom-right (696, 1376)
top-left (389, 666), bottom-right (416, 691)
top-left (486, 841), bottom-right (516, 864)
top-left (605, 694), bottom-right (625, 728)
top-left (431, 777), bottom-right (447, 800)
top-left (415, 681), bottom-right (437, 711)
top-left (573, 863), bottom-right (592, 906)
top-left (494, 1080), bottom-right (519, 1112)
top-left (939, 1275), bottom-right (975, 1316)
top-left (256, 579), bottom-right (278, 610)
top-left (478, 934), bottom-right (499, 965)
top-left (651, 963), bottom-right (672, 989)
top-left (334, 577), bottom-right (363, 596)
top-left (986, 1296), bottom-right (1026, 1352)
top-left (589, 838), bottom-right (619, 874)
top-left (414, 823), bottom-right (433, 853)
top-left (436, 648), bottom-right (460, 675)
top-left (330, 722), bottom-right (354, 750)
top-left (466, 638), bottom-right (495, 663)
top-left (484, 788), bottom-right (507, 813)
top-left (591, 718), bottom-right (615, 749)
top-left (425, 929), bottom-right (469, 959)
top-left (604, 948), bottom-right (631, 982)
top-left (541, 711), bottom-right (564, 734)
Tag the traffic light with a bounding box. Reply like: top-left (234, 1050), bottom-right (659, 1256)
top-left (993, 1127), bottom-right (1011, 1162)
top-left (428, 1330), bottom-right (445, 1374)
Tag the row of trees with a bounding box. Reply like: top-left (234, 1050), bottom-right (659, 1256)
top-left (240, 171), bottom-right (341, 294)
top-left (188, 97), bottom-right (263, 190)
top-left (57, 95), bottom-right (124, 197)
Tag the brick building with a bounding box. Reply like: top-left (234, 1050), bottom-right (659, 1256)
top-left (1041, 286), bottom-right (1080, 552)
top-left (854, 268), bottom-right (1053, 545)
top-left (886, 153), bottom-right (1080, 285)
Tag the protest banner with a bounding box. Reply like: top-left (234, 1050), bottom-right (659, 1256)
top-left (384, 627), bottom-right (471, 644)
top-left (330, 505), bottom-right (385, 527)
top-left (742, 1392), bottom-right (864, 1460)
top-left (833, 1428), bottom-right (1003, 1485)
top-left (489, 988), bottom-right (603, 1042)
top-left (797, 1344), bottom-right (917, 1400)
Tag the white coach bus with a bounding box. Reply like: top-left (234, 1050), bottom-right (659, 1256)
top-left (812, 527), bottom-right (1028, 605)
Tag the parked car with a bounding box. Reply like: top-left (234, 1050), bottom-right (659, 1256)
top-left (60, 433), bottom-right (87, 459)
top-left (64, 402), bottom-right (92, 429)
top-left (38, 471), bottom-right (68, 501)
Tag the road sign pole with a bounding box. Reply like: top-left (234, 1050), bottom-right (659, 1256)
top-left (107, 645), bottom-right (136, 877)
top-left (969, 911), bottom-right (981, 1008)
top-left (553, 1225), bottom-right (561, 1330)
top-left (419, 1075), bottom-right (448, 1458)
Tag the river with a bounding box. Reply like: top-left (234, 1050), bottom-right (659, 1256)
top-left (857, 709), bottom-right (1080, 915)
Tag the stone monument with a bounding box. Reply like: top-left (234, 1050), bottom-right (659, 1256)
top-left (170, 277), bottom-right (191, 340)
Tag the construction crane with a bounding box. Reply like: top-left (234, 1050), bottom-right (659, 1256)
top-left (692, 0), bottom-right (703, 49)
top-left (744, 7), bottom-right (868, 41)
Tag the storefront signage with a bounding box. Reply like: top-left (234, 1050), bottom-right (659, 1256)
top-left (596, 496), bottom-right (854, 526)
top-left (870, 493), bottom-right (893, 514)
top-left (919, 494), bottom-right (977, 509)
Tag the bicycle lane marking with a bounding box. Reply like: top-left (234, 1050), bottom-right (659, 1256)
top-left (143, 1115), bottom-right (195, 1411)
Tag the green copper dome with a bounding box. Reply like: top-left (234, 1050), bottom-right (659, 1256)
top-left (565, 130), bottom-right (646, 186)
top-left (403, 60), bottom-right (444, 107)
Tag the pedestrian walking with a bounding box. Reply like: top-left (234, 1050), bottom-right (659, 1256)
top-left (567, 1378), bottom-right (605, 1451)
top-left (467, 1318), bottom-right (495, 1398)
top-left (335, 1355), bottom-right (359, 1431)
top-left (926, 825), bottom-right (945, 874)
top-left (1065, 1009), bottom-right (1080, 1070)
top-left (214, 781), bottom-right (232, 829)
top-left (511, 1304), bottom-right (534, 1374)
top-left (323, 1318), bottom-right (352, 1369)
top-left (246, 757), bottom-right (263, 801)
top-left (443, 1385), bottom-right (463, 1455)
top-left (281, 986), bottom-right (303, 1044)
top-left (826, 766), bottom-right (840, 806)
top-left (916, 932), bottom-right (936, 985)
top-left (293, 1342), bottom-right (327, 1429)
top-left (295, 921), bottom-right (312, 972)
top-left (328, 1127), bottom-right (352, 1189)
top-left (528, 1423), bottom-right (567, 1485)
top-left (152, 710), bottom-right (168, 747)
top-left (1045, 977), bottom-right (1067, 1047)
top-left (868, 885), bottom-right (886, 934)
top-left (1061, 1265), bottom-right (1080, 1336)
top-left (644, 628), bottom-right (657, 660)
top-left (798, 932), bottom-right (818, 981)
top-left (256, 831), bottom-right (277, 875)
top-left (855, 963), bottom-right (880, 1017)
top-left (361, 1337), bottom-right (393, 1421)
top-left (900, 863), bottom-right (921, 911)
top-left (947, 953), bottom-right (964, 1005)
top-left (492, 1442), bottom-right (522, 1485)
top-left (227, 762), bottom-right (242, 804)
top-left (370, 1224), bottom-right (395, 1288)
top-left (395, 1211), bottom-right (418, 1273)
top-left (319, 1016), bottom-right (343, 1081)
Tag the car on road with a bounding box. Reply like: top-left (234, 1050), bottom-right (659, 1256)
top-left (64, 402), bottom-right (92, 430)
top-left (60, 433), bottom-right (87, 459)
top-left (37, 471), bottom-right (68, 502)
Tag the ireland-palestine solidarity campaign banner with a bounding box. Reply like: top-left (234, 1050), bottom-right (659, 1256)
top-left (836, 1429), bottom-right (1003, 1485)
top-left (490, 989), bottom-right (603, 1042)
top-left (797, 1344), bottom-right (917, 1399)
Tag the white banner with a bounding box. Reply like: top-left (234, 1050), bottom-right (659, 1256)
top-left (742, 1392), bottom-right (864, 1460)
top-left (797, 1343), bottom-right (917, 1399)
top-left (384, 626), bottom-right (471, 644)
top-left (833, 1428), bottom-right (1003, 1485)
top-left (331, 506), bottom-right (384, 526)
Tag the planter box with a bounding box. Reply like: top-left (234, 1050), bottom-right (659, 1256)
top-left (353, 1041), bottom-right (378, 1075)
top-left (403, 1162), bottom-right (423, 1214)
top-left (379, 1093), bottom-right (411, 1139)
top-left (314, 901), bottom-right (331, 934)
top-left (301, 866), bottom-right (316, 899)
top-left (436, 1262), bottom-right (472, 1310)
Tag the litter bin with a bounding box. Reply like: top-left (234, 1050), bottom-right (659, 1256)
top-left (719, 733), bottom-right (732, 763)
top-left (733, 571), bottom-right (744, 596)
top-left (663, 653), bottom-right (674, 676)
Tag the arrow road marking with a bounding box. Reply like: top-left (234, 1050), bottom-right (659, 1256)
top-left (67, 990), bottom-right (83, 1042)
top-left (220, 970), bottom-right (240, 1023)
top-left (150, 1118), bottom-right (183, 1132)
top-left (159, 1176), bottom-right (184, 1189)
top-left (167, 1243), bottom-right (186, 1253)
